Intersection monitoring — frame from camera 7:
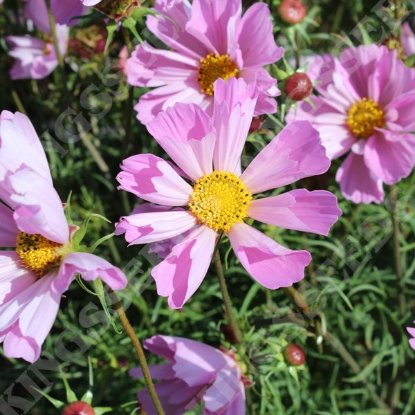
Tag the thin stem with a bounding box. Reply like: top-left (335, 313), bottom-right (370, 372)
top-left (108, 289), bottom-right (165, 415)
top-left (213, 249), bottom-right (243, 343)
top-left (282, 285), bottom-right (389, 410)
top-left (294, 30), bottom-right (301, 69)
top-left (11, 89), bottom-right (27, 115)
top-left (44, 0), bottom-right (64, 69)
top-left (324, 331), bottom-right (389, 411)
top-left (390, 184), bottom-right (406, 318)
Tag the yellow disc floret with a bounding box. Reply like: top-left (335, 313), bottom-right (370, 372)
top-left (188, 172), bottom-right (252, 233)
top-left (347, 98), bottom-right (385, 138)
top-left (197, 53), bottom-right (239, 96)
top-left (16, 232), bottom-right (63, 277)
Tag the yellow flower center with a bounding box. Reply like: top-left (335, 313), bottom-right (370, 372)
top-left (347, 98), bottom-right (385, 138)
top-left (188, 172), bottom-right (252, 233)
top-left (16, 232), bottom-right (63, 277)
top-left (197, 53), bottom-right (239, 96)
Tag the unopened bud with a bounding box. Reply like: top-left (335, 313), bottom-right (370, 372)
top-left (285, 72), bottom-right (313, 100)
top-left (278, 0), bottom-right (307, 25)
top-left (284, 343), bottom-right (306, 366)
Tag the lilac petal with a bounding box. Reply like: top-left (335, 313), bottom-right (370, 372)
top-left (147, 0), bottom-right (209, 61)
top-left (241, 121), bottom-right (330, 194)
top-left (117, 154), bottom-right (193, 206)
top-left (0, 111), bottom-right (52, 185)
top-left (129, 362), bottom-right (176, 380)
top-left (248, 189), bottom-right (341, 236)
top-left (364, 131), bottom-right (415, 185)
top-left (213, 78), bottom-right (258, 173)
top-left (0, 203), bottom-right (18, 247)
top-left (54, 252), bottom-right (127, 293)
top-left (228, 223), bottom-right (311, 289)
top-left (236, 3), bottom-right (283, 68)
top-left (116, 210), bottom-right (197, 245)
top-left (147, 103), bottom-right (216, 181)
top-left (220, 386), bottom-right (245, 415)
top-left (143, 334), bottom-right (178, 361)
top-left (186, 0), bottom-right (241, 55)
top-left (152, 225), bottom-right (217, 308)
top-left (0, 271), bottom-right (60, 363)
top-left (203, 367), bottom-right (242, 414)
top-left (336, 152), bottom-right (384, 204)
top-left (8, 167), bottom-right (69, 244)
top-left (174, 339), bottom-right (232, 386)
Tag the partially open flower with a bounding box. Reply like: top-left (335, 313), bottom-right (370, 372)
top-left (285, 72), bottom-right (313, 100)
top-left (278, 0), bottom-right (307, 25)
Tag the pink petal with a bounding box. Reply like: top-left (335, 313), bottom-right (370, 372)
top-left (186, 0), bottom-right (241, 55)
top-left (116, 210), bottom-right (197, 245)
top-left (228, 223), bottom-right (311, 289)
top-left (129, 362), bottom-right (176, 380)
top-left (8, 168), bottom-right (69, 244)
top-left (117, 154), bottom-right (193, 206)
top-left (402, 22), bottom-right (415, 57)
top-left (213, 78), bottom-right (258, 173)
top-left (127, 42), bottom-right (198, 88)
top-left (147, 0), bottom-right (209, 61)
top-left (239, 67), bottom-right (279, 116)
top-left (241, 121), bottom-right (330, 194)
top-left (236, 3), bottom-right (283, 68)
top-left (0, 203), bottom-right (18, 247)
top-left (147, 103), bottom-right (216, 181)
top-left (336, 152), bottom-right (384, 204)
top-left (0, 271), bottom-right (60, 363)
top-left (54, 252), bottom-right (127, 293)
top-left (0, 111), bottom-right (52, 186)
top-left (248, 189), bottom-right (341, 236)
top-left (152, 225), bottom-right (217, 308)
top-left (134, 82), bottom-right (207, 125)
top-left (0, 252), bottom-right (37, 306)
top-left (364, 131), bottom-right (415, 185)
top-left (385, 93), bottom-right (415, 132)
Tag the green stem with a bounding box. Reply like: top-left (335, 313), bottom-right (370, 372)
top-left (44, 0), bottom-right (64, 69)
top-left (390, 184), bottom-right (406, 319)
top-left (213, 249), bottom-right (243, 343)
top-left (294, 30), bottom-right (301, 69)
top-left (11, 89), bottom-right (27, 115)
top-left (325, 331), bottom-right (389, 411)
top-left (108, 290), bottom-right (165, 415)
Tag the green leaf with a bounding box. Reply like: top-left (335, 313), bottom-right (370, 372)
top-left (30, 387), bottom-right (65, 409)
top-left (122, 17), bottom-right (143, 42)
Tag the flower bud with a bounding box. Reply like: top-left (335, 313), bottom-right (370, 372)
top-left (62, 401), bottom-right (95, 415)
top-left (284, 72), bottom-right (313, 100)
top-left (278, 0), bottom-right (307, 25)
top-left (284, 343), bottom-right (306, 366)
top-left (248, 115), bottom-right (265, 133)
top-left (94, 0), bottom-right (139, 21)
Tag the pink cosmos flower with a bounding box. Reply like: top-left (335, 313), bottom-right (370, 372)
top-left (402, 22), bottom-right (415, 57)
top-left (127, 0), bottom-right (284, 124)
top-left (7, 25), bottom-right (69, 80)
top-left (130, 335), bottom-right (248, 415)
top-left (116, 77), bottom-right (341, 308)
top-left (24, 0), bottom-right (98, 29)
top-left (286, 44), bottom-right (415, 204)
top-left (0, 111), bottom-right (127, 363)
top-left (407, 323), bottom-right (415, 350)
